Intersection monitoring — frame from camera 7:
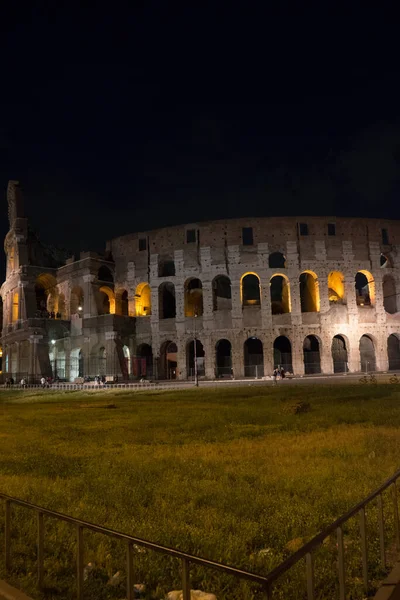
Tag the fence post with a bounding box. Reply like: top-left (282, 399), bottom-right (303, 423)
top-left (5, 500), bottom-right (11, 573)
top-left (181, 557), bottom-right (191, 600)
top-left (126, 541), bottom-right (133, 600)
top-left (378, 494), bottom-right (385, 569)
top-left (359, 507), bottom-right (368, 593)
top-left (76, 525), bottom-right (84, 600)
top-left (393, 482), bottom-right (400, 552)
top-left (306, 552), bottom-right (314, 599)
top-left (337, 526), bottom-right (345, 600)
top-left (37, 511), bottom-right (44, 590)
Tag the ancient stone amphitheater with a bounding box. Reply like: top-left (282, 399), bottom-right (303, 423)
top-left (1, 180), bottom-right (400, 382)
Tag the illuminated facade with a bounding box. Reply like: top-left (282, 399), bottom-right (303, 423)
top-left (1, 180), bottom-right (400, 382)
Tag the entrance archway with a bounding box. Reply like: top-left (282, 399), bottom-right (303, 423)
top-left (331, 335), bottom-right (348, 373)
top-left (388, 334), bottom-right (400, 371)
top-left (187, 340), bottom-right (205, 378)
top-left (136, 344), bottom-right (153, 378)
top-left (303, 335), bottom-right (321, 374)
top-left (215, 339), bottom-right (232, 377)
top-left (360, 335), bottom-right (376, 372)
top-left (273, 336), bottom-right (293, 373)
top-left (160, 341), bottom-right (177, 379)
top-left (244, 337), bottom-right (264, 377)
top-left (299, 272), bottom-right (319, 312)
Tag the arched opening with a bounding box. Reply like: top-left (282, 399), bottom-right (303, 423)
top-left (135, 344), bottom-right (153, 378)
top-left (360, 335), bottom-right (376, 372)
top-left (381, 254), bottom-right (391, 268)
top-left (159, 341), bottom-right (177, 379)
top-left (383, 275), bottom-right (398, 314)
top-left (70, 286), bottom-right (84, 316)
top-left (303, 335), bottom-right (321, 374)
top-left (97, 265), bottom-right (114, 283)
top-left (98, 286), bottom-right (115, 315)
top-left (12, 291), bottom-right (19, 322)
top-left (331, 335), bottom-right (348, 373)
top-left (215, 339), bottom-right (232, 377)
top-left (159, 283), bottom-right (176, 319)
top-left (355, 271), bottom-right (375, 306)
top-left (273, 336), bottom-right (293, 374)
top-left (135, 283), bottom-right (152, 316)
top-left (270, 275), bottom-right (291, 314)
top-left (123, 345), bottom-right (131, 376)
top-left (328, 271), bottom-right (345, 304)
top-left (299, 271), bottom-right (319, 313)
top-left (212, 275), bottom-right (232, 311)
top-left (241, 273), bottom-right (261, 307)
top-left (388, 334), bottom-right (400, 371)
top-left (244, 337), bottom-right (264, 377)
top-left (269, 252), bottom-right (286, 269)
top-left (70, 348), bottom-right (84, 381)
top-left (35, 273), bottom-right (58, 318)
top-left (116, 289), bottom-right (129, 316)
top-left (185, 278), bottom-right (203, 317)
top-left (158, 259), bottom-right (175, 278)
top-left (187, 339), bottom-right (205, 378)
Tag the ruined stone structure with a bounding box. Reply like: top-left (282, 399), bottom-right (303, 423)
top-left (1, 180), bottom-right (400, 382)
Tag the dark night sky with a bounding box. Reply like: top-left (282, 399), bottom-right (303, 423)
top-left (0, 4), bottom-right (399, 260)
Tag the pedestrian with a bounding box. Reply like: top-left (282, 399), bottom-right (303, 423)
top-left (272, 368), bottom-right (278, 384)
top-left (40, 376), bottom-right (46, 388)
top-left (280, 368), bottom-right (285, 379)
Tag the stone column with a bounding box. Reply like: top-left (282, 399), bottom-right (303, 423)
top-left (231, 333), bottom-right (244, 378)
top-left (291, 332), bottom-right (305, 376)
top-left (375, 333), bottom-right (389, 372)
top-left (263, 334), bottom-right (274, 378)
top-left (29, 334), bottom-right (43, 383)
top-left (201, 280), bottom-right (214, 330)
top-left (347, 334), bottom-right (361, 373)
top-left (230, 278), bottom-right (243, 329)
top-left (203, 337), bottom-right (214, 379)
top-left (176, 337), bottom-right (187, 380)
top-left (320, 336), bottom-right (333, 374)
top-left (83, 274), bottom-right (96, 318)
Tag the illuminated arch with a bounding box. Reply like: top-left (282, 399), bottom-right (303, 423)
top-left (115, 288), bottom-right (129, 316)
top-left (355, 270), bottom-right (375, 306)
top-left (270, 273), bottom-right (291, 314)
top-left (135, 283), bottom-right (152, 316)
top-left (98, 286), bottom-right (115, 315)
top-left (241, 272), bottom-right (261, 307)
top-left (328, 271), bottom-right (345, 303)
top-left (35, 273), bottom-right (58, 315)
top-left (12, 291), bottom-right (19, 322)
top-left (299, 270), bottom-right (320, 313)
top-left (185, 278), bottom-right (203, 317)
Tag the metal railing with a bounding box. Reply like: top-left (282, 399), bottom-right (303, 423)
top-left (0, 492), bottom-right (270, 600)
top-left (2, 471), bottom-right (400, 598)
top-left (263, 468), bottom-right (400, 599)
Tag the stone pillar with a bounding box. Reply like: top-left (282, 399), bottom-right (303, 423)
top-left (291, 333), bottom-right (305, 376)
top-left (347, 334), bottom-right (361, 373)
top-left (83, 274), bottom-right (96, 318)
top-left (176, 337), bottom-right (187, 380)
top-left (29, 334), bottom-right (42, 383)
top-left (231, 334), bottom-right (244, 378)
top-left (320, 337), bottom-right (333, 374)
top-left (202, 280), bottom-right (214, 330)
top-left (105, 331), bottom-right (120, 377)
top-left (230, 278), bottom-right (243, 329)
top-left (375, 333), bottom-right (389, 372)
top-left (263, 334), bottom-right (274, 378)
top-left (203, 337), bottom-right (214, 379)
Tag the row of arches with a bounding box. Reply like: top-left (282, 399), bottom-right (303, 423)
top-left (10, 266), bottom-right (396, 324)
top-left (133, 334), bottom-right (400, 379)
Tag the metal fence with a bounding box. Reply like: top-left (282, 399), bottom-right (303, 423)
top-left (1, 470), bottom-right (400, 598)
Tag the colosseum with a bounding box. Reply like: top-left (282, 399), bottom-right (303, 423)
top-left (1, 180), bottom-right (400, 382)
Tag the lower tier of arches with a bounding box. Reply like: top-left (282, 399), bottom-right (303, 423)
top-left (2, 331), bottom-right (400, 382)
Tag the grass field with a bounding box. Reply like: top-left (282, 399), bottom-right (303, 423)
top-left (0, 383), bottom-right (400, 599)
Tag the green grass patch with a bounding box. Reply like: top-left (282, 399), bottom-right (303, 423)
top-left (0, 384), bottom-right (399, 598)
